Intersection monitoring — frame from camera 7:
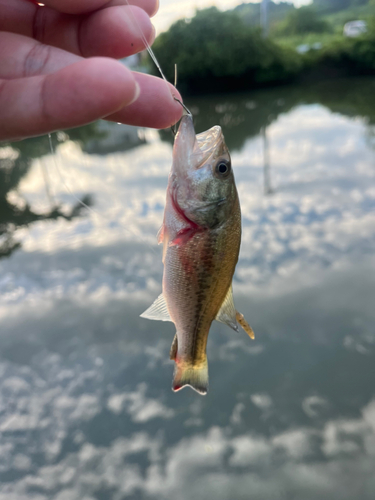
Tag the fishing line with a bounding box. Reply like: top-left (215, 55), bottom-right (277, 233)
top-left (123, 0), bottom-right (171, 93)
top-left (48, 133), bottom-right (95, 217)
top-left (123, 0), bottom-right (191, 116)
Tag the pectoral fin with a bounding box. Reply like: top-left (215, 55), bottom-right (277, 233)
top-left (157, 225), bottom-right (164, 244)
top-left (157, 224), bottom-right (169, 262)
top-left (140, 293), bottom-right (172, 322)
top-left (215, 287), bottom-right (255, 339)
top-left (236, 311), bottom-right (255, 340)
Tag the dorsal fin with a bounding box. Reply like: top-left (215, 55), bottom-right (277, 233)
top-left (140, 293), bottom-right (172, 322)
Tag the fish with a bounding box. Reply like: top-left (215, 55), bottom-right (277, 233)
top-left (141, 114), bottom-right (254, 395)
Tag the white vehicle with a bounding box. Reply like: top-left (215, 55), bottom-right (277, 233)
top-left (344, 20), bottom-right (367, 38)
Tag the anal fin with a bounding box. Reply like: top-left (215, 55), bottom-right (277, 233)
top-left (140, 293), bottom-right (172, 322)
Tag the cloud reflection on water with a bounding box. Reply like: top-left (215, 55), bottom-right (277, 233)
top-left (0, 88), bottom-right (375, 499)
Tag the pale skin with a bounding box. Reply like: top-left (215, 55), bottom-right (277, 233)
top-left (0, 0), bottom-right (183, 141)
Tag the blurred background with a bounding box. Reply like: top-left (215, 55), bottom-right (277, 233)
top-left (1, 1), bottom-right (375, 499)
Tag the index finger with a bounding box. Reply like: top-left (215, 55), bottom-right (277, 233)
top-left (29, 0), bottom-right (111, 15)
top-left (32, 0), bottom-right (158, 16)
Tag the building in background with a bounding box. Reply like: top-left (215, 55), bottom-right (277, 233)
top-left (344, 20), bottom-right (367, 38)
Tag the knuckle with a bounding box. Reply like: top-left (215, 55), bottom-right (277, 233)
top-left (23, 43), bottom-right (52, 77)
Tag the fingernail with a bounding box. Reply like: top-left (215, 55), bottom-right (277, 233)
top-left (128, 81), bottom-right (141, 105)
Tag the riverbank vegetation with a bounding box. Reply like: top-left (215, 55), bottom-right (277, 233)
top-left (151, 0), bottom-right (375, 94)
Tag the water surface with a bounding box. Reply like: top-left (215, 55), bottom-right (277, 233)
top-left (1, 78), bottom-right (375, 500)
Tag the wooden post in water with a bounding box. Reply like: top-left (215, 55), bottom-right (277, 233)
top-left (262, 126), bottom-right (273, 195)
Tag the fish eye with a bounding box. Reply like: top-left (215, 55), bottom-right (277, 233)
top-left (215, 160), bottom-right (231, 178)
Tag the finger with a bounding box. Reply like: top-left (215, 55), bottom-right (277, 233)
top-left (0, 58), bottom-right (139, 141)
top-left (36, 5), bottom-right (155, 59)
top-left (1, 0), bottom-right (158, 31)
top-left (0, 33), bottom-right (81, 79)
top-left (34, 0), bottom-right (113, 15)
top-left (105, 0), bottom-right (159, 18)
top-left (0, 0), bottom-right (108, 20)
top-left (38, 0), bottom-right (158, 16)
top-left (106, 72), bottom-right (184, 130)
top-left (0, 0), bottom-right (35, 36)
top-left (77, 5), bottom-right (155, 58)
top-left (1, 2), bottom-right (155, 59)
top-left (0, 34), bottom-right (183, 132)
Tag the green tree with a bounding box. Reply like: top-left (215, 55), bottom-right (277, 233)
top-left (313, 0), bottom-right (368, 13)
top-left (233, 1), bottom-right (295, 27)
top-left (151, 8), bottom-right (301, 94)
top-left (280, 6), bottom-right (331, 35)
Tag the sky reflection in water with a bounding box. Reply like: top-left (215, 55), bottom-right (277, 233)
top-left (1, 79), bottom-right (375, 500)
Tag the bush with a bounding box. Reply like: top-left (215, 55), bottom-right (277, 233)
top-left (150, 8), bottom-right (375, 95)
top-left (277, 6), bottom-right (331, 35)
top-left (307, 23), bottom-right (375, 76)
top-left (151, 8), bottom-right (302, 94)
top-left (312, 0), bottom-right (365, 14)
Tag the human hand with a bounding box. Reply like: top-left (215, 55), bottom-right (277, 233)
top-left (0, 0), bottom-right (183, 141)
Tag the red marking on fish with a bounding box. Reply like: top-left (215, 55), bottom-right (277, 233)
top-left (169, 227), bottom-right (198, 247)
top-left (170, 187), bottom-right (199, 230)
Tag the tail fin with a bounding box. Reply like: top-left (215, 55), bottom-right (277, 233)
top-left (172, 358), bottom-right (208, 396)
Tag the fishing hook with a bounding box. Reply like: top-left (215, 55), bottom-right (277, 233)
top-left (171, 98), bottom-right (192, 136)
top-left (171, 64), bottom-right (192, 136)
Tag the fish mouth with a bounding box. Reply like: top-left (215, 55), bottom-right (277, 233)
top-left (173, 116), bottom-right (227, 171)
top-left (196, 126), bottom-right (223, 154)
top-left (193, 126), bottom-right (228, 168)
